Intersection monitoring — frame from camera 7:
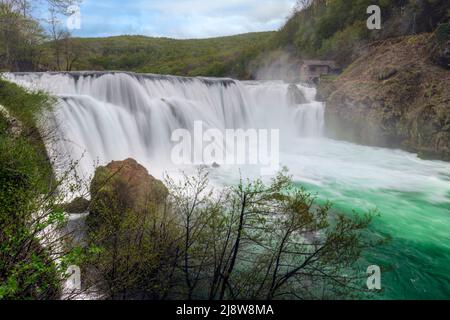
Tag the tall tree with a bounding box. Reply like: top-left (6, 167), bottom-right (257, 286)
top-left (165, 169), bottom-right (381, 300)
top-left (0, 0), bottom-right (45, 71)
top-left (46, 0), bottom-right (81, 71)
top-left (0, 0), bottom-right (82, 71)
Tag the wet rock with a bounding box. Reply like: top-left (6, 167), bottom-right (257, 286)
top-left (88, 158), bottom-right (168, 229)
top-left (64, 197), bottom-right (90, 214)
top-left (212, 162), bottom-right (220, 168)
top-left (287, 84), bottom-right (308, 105)
top-left (318, 34), bottom-right (450, 161)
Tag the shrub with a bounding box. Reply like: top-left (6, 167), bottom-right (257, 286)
top-left (0, 79), bottom-right (83, 300)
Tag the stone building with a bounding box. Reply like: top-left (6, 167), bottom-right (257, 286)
top-left (300, 60), bottom-right (339, 83)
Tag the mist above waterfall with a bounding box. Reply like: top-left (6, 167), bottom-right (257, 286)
top-left (250, 51), bottom-right (301, 81)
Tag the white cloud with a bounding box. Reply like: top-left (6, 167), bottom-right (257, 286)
top-left (143, 0), bottom-right (294, 18)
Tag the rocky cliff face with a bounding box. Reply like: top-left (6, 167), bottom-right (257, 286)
top-left (317, 33), bottom-right (450, 160)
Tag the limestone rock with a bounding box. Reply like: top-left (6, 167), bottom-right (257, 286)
top-left (88, 158), bottom-right (168, 229)
top-left (432, 23), bottom-right (450, 70)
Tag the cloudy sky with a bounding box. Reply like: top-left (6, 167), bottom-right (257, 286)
top-left (61, 0), bottom-right (296, 39)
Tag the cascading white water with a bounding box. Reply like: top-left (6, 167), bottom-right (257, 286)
top-left (3, 72), bottom-right (323, 178)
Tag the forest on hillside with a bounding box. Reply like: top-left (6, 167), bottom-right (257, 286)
top-left (0, 0), bottom-right (273, 78)
top-left (273, 0), bottom-right (449, 67)
top-left (58, 33), bottom-right (274, 78)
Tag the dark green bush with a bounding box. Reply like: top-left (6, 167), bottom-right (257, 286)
top-left (0, 79), bottom-right (69, 300)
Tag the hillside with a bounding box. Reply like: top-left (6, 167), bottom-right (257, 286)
top-left (317, 31), bottom-right (450, 160)
top-left (271, 0), bottom-right (449, 67)
top-left (0, 79), bottom-right (63, 299)
top-left (40, 32), bottom-right (275, 79)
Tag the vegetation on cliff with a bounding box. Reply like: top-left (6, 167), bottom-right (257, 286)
top-left (0, 79), bottom-right (83, 299)
top-left (317, 31), bottom-right (450, 160)
top-left (273, 0), bottom-right (449, 67)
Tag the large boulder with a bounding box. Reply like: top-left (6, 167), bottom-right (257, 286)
top-left (88, 158), bottom-right (168, 230)
top-left (85, 159), bottom-right (180, 299)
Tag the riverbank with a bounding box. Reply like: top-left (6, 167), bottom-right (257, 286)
top-left (317, 32), bottom-right (450, 161)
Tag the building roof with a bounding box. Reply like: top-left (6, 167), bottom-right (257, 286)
top-left (302, 60), bottom-right (337, 68)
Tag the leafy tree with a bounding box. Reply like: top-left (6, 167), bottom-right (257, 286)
top-left (273, 0), bottom-right (449, 67)
top-left (0, 0), bottom-right (46, 71)
top-left (46, 0), bottom-right (82, 71)
top-left (88, 167), bottom-right (381, 300)
top-left (0, 0), bottom-right (82, 71)
top-left (166, 168), bottom-right (380, 300)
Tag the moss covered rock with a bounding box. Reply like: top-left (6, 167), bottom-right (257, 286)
top-left (64, 197), bottom-right (90, 214)
top-left (88, 158), bottom-right (168, 230)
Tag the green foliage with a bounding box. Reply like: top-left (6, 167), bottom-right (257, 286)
top-left (274, 0), bottom-right (450, 66)
top-left (435, 22), bottom-right (450, 44)
top-left (165, 168), bottom-right (379, 300)
top-left (0, 126), bottom-right (59, 298)
top-left (0, 81), bottom-right (54, 183)
top-left (0, 80), bottom-right (51, 128)
top-left (0, 79), bottom-right (53, 192)
top-left (41, 33), bottom-right (274, 79)
top-left (0, 79), bottom-right (84, 300)
top-left (85, 165), bottom-right (179, 299)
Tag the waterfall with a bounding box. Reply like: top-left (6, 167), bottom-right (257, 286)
top-left (3, 72), bottom-right (325, 178)
top-left (3, 72), bottom-right (450, 300)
